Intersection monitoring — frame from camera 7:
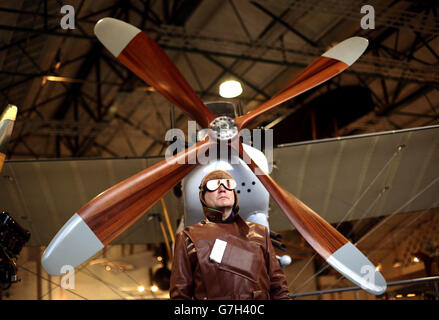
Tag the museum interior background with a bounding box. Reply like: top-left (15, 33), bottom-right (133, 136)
top-left (0, 0), bottom-right (438, 300)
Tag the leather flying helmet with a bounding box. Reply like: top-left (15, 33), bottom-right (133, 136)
top-left (199, 170), bottom-right (239, 219)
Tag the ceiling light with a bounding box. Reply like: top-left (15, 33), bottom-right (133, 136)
top-left (413, 257), bottom-right (420, 263)
top-left (42, 75), bottom-right (122, 86)
top-left (44, 75), bottom-right (83, 83)
top-left (137, 285), bottom-right (145, 293)
top-left (151, 285), bottom-right (158, 292)
top-left (136, 86), bottom-right (155, 92)
top-left (54, 50), bottom-right (61, 70)
top-left (392, 259), bottom-right (402, 268)
top-left (375, 264), bottom-right (382, 271)
top-left (406, 293), bottom-right (416, 297)
top-left (395, 294), bottom-right (403, 298)
top-left (219, 80), bottom-right (243, 98)
top-left (105, 265), bottom-right (112, 271)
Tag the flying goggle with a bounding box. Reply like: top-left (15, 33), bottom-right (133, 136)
top-left (205, 178), bottom-right (237, 191)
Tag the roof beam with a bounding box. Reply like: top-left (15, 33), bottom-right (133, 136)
top-left (250, 1), bottom-right (318, 47)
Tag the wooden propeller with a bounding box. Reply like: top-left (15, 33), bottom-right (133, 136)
top-left (94, 18), bottom-right (216, 129)
top-left (238, 142), bottom-right (386, 294)
top-left (42, 137), bottom-right (214, 275)
top-left (236, 37), bottom-right (368, 129)
top-left (42, 17), bottom-right (386, 295)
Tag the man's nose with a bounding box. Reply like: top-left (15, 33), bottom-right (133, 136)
top-left (218, 184), bottom-right (227, 192)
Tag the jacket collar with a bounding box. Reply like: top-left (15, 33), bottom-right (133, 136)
top-left (204, 207), bottom-right (249, 236)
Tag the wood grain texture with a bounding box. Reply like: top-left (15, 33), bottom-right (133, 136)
top-left (238, 143), bottom-right (347, 260)
top-left (118, 32), bottom-right (216, 128)
top-left (236, 57), bottom-right (348, 129)
top-left (79, 137), bottom-right (214, 245)
top-left (0, 153), bottom-right (5, 174)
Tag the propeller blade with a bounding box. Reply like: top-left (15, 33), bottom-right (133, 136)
top-left (0, 104), bottom-right (17, 173)
top-left (42, 137), bottom-right (214, 276)
top-left (238, 143), bottom-right (386, 295)
top-left (236, 37), bottom-right (369, 129)
top-left (94, 18), bottom-right (216, 128)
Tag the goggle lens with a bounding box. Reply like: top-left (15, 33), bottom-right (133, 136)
top-left (206, 179), bottom-right (237, 191)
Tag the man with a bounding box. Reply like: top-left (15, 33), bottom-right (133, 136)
top-left (170, 169), bottom-right (290, 300)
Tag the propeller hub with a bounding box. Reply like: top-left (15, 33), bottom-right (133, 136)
top-left (208, 116), bottom-right (238, 141)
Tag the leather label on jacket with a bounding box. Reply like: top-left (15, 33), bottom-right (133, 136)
top-left (217, 233), bottom-right (263, 283)
top-left (209, 239), bottom-right (227, 263)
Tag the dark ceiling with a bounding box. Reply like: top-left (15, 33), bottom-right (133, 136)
top-left (0, 0), bottom-right (437, 160)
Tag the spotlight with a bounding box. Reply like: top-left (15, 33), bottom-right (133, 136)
top-left (219, 80), bottom-right (242, 98)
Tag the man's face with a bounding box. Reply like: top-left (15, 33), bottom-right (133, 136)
top-left (203, 184), bottom-right (235, 209)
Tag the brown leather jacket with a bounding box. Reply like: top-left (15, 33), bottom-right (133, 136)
top-left (170, 213), bottom-right (290, 300)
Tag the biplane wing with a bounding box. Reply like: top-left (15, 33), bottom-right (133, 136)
top-left (1, 124), bottom-right (437, 247)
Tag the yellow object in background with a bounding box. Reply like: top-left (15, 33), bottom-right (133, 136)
top-left (0, 153), bottom-right (5, 173)
top-left (1, 104), bottom-right (18, 121)
top-left (0, 104), bottom-right (18, 173)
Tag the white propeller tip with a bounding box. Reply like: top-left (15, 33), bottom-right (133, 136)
top-left (322, 37), bottom-right (369, 66)
top-left (326, 242), bottom-right (387, 295)
top-left (41, 213), bottom-right (104, 276)
top-left (94, 17), bottom-right (141, 57)
top-left (1, 104), bottom-right (18, 121)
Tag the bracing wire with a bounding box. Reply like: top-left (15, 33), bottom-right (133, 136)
top-left (291, 184), bottom-right (388, 293)
top-left (81, 267), bottom-right (129, 299)
top-left (357, 175), bottom-right (439, 246)
top-left (289, 145), bottom-right (402, 291)
top-left (17, 265), bottom-right (89, 300)
top-left (335, 145), bottom-right (404, 230)
top-left (311, 177), bottom-right (439, 294)
top-left (16, 206), bottom-right (163, 300)
top-left (324, 199), bottom-right (439, 293)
